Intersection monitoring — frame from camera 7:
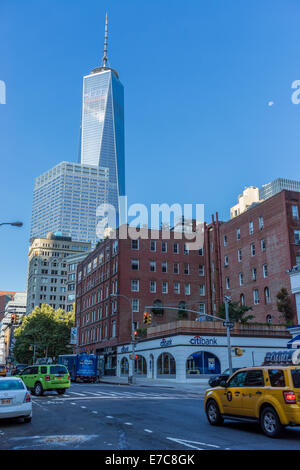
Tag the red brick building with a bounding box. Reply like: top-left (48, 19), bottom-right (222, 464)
top-left (75, 226), bottom-right (208, 374)
top-left (211, 190), bottom-right (300, 323)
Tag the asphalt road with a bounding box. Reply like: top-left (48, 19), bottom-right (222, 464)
top-left (1, 382), bottom-right (300, 451)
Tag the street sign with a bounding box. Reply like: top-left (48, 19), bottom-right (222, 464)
top-left (223, 321), bottom-right (234, 329)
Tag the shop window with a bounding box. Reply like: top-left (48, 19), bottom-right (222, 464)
top-left (157, 353), bottom-right (176, 376)
top-left (186, 352), bottom-right (221, 376)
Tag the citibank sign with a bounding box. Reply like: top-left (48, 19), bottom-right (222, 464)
top-left (189, 336), bottom-right (218, 346)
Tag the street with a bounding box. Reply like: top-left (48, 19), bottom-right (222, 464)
top-left (1, 382), bottom-right (300, 450)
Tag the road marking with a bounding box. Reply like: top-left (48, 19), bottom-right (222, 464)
top-left (124, 422), bottom-right (133, 426)
top-left (106, 416), bottom-right (114, 419)
top-left (144, 429), bottom-right (153, 433)
top-left (80, 406), bottom-right (87, 409)
top-left (69, 391), bottom-right (86, 396)
top-left (92, 411), bottom-right (98, 414)
top-left (166, 437), bottom-right (220, 450)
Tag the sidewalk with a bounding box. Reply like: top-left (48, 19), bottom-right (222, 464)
top-left (99, 375), bottom-right (209, 392)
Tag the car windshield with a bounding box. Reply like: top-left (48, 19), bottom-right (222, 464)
top-left (0, 380), bottom-right (25, 390)
top-left (291, 369), bottom-right (300, 388)
top-left (50, 366), bottom-right (67, 375)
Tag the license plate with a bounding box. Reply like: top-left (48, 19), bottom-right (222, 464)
top-left (58, 376), bottom-right (63, 379)
top-left (1, 399), bottom-right (11, 405)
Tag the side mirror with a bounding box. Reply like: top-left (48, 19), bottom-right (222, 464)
top-left (220, 379), bottom-right (228, 387)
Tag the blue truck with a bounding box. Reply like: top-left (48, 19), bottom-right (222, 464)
top-left (58, 353), bottom-right (100, 383)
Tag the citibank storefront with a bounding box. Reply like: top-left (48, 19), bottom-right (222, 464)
top-left (116, 333), bottom-right (290, 383)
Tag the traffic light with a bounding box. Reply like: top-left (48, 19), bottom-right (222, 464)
top-left (233, 347), bottom-right (244, 356)
top-left (134, 330), bottom-right (138, 340)
top-left (143, 312), bottom-right (152, 325)
top-left (11, 314), bottom-right (15, 324)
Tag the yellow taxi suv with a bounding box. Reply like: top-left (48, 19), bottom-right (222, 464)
top-left (0, 365), bottom-right (7, 377)
top-left (204, 350), bottom-right (300, 438)
top-left (17, 364), bottom-right (70, 396)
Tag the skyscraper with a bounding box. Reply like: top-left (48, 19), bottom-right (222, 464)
top-left (80, 14), bottom-right (125, 215)
top-left (30, 162), bottom-right (109, 245)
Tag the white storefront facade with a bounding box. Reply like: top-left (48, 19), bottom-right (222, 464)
top-left (116, 332), bottom-right (291, 383)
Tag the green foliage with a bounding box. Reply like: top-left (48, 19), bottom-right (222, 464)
top-left (218, 301), bottom-right (254, 324)
top-left (13, 304), bottom-right (75, 364)
top-left (276, 288), bottom-right (294, 325)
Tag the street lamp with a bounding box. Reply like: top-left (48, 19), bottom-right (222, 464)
top-left (110, 293), bottom-right (136, 384)
top-left (0, 221), bottom-right (23, 227)
top-left (144, 299), bottom-right (233, 375)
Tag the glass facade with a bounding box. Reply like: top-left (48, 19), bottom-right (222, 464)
top-left (80, 68), bottom-right (125, 216)
top-left (260, 178), bottom-right (300, 200)
top-left (30, 162), bottom-right (109, 246)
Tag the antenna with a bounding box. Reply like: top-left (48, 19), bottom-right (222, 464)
top-left (102, 13), bottom-right (108, 67)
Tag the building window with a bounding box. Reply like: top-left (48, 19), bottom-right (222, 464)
top-left (224, 256), bottom-right (229, 267)
top-left (239, 273), bottom-right (243, 286)
top-left (249, 221), bottom-right (254, 235)
top-left (131, 239), bottom-right (139, 250)
top-left (162, 282), bottom-right (168, 294)
top-left (251, 243), bottom-right (255, 256)
top-left (253, 289), bottom-right (259, 304)
top-left (185, 283), bottom-right (191, 295)
top-left (162, 262), bottom-right (167, 273)
top-left (184, 244), bottom-right (189, 255)
top-left (294, 230), bottom-right (300, 244)
top-left (173, 263), bottom-right (179, 274)
top-left (198, 248), bottom-right (204, 256)
top-left (266, 314), bottom-right (272, 324)
top-left (240, 294), bottom-right (245, 306)
top-left (131, 259), bottom-right (139, 270)
top-left (150, 261), bottom-right (156, 272)
top-left (131, 280), bottom-right (139, 292)
top-left (263, 264), bottom-right (268, 278)
top-left (225, 277), bottom-right (230, 289)
top-left (238, 249), bottom-right (242, 262)
top-left (264, 287), bottom-right (271, 304)
top-left (174, 282), bottom-right (180, 294)
top-left (184, 263), bottom-right (190, 275)
top-left (261, 239), bottom-right (266, 252)
top-left (199, 265), bottom-right (205, 276)
top-left (237, 228), bottom-right (241, 240)
top-left (161, 241), bottom-right (167, 252)
top-left (132, 299), bottom-right (139, 312)
top-left (150, 241), bottom-right (156, 252)
top-left (259, 216), bottom-right (264, 230)
top-left (252, 267), bottom-right (257, 281)
top-left (173, 243), bottom-right (179, 254)
top-left (112, 320), bottom-right (116, 337)
top-left (292, 205), bottom-right (299, 219)
top-left (199, 284), bottom-right (205, 296)
top-left (199, 303), bottom-right (205, 314)
top-left (224, 235), bottom-right (227, 246)
top-left (150, 281), bottom-right (156, 293)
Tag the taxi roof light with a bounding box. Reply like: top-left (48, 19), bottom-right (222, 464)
top-left (263, 350), bottom-right (300, 366)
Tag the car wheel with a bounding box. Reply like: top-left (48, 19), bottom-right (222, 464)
top-left (260, 406), bottom-right (283, 438)
top-left (24, 416), bottom-right (32, 423)
top-left (57, 389), bottom-right (65, 395)
top-left (206, 399), bottom-right (224, 426)
top-left (34, 382), bottom-right (43, 396)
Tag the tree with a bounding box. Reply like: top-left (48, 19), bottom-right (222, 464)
top-left (13, 304), bottom-right (75, 364)
top-left (276, 288), bottom-right (294, 325)
top-left (218, 301), bottom-right (254, 324)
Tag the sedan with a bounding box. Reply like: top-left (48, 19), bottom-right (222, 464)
top-left (208, 367), bottom-right (242, 387)
top-left (0, 377), bottom-right (32, 423)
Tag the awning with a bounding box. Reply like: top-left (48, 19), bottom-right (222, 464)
top-left (287, 335), bottom-right (300, 349)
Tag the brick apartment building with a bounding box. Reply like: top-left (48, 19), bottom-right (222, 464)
top-left (75, 225), bottom-right (208, 375)
top-left (212, 190), bottom-right (300, 323)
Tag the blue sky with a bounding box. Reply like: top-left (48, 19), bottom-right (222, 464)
top-left (1, 0), bottom-right (300, 292)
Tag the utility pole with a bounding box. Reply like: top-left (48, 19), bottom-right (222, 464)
top-left (224, 296), bottom-right (233, 375)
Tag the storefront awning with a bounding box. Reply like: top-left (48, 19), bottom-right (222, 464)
top-left (287, 335), bottom-right (300, 349)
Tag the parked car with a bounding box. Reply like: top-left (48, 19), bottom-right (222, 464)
top-left (208, 367), bottom-right (242, 387)
top-left (11, 364), bottom-right (28, 376)
top-left (0, 377), bottom-right (32, 423)
top-left (0, 365), bottom-right (7, 377)
top-left (17, 364), bottom-right (70, 396)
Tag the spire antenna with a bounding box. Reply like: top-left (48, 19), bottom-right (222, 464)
top-left (102, 13), bottom-right (108, 67)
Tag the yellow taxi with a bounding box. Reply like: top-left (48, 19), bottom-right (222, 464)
top-left (0, 365), bottom-right (7, 377)
top-left (204, 350), bottom-right (300, 438)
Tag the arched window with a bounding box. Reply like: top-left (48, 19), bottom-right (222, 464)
top-left (157, 353), bottom-right (176, 376)
top-left (135, 355), bottom-right (147, 375)
top-left (178, 301), bottom-right (188, 319)
top-left (186, 352), bottom-right (221, 376)
top-left (266, 314), bottom-right (272, 324)
top-left (151, 299), bottom-right (164, 316)
top-left (240, 294), bottom-right (245, 306)
top-left (264, 287), bottom-right (271, 304)
top-left (120, 357), bottom-right (129, 376)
